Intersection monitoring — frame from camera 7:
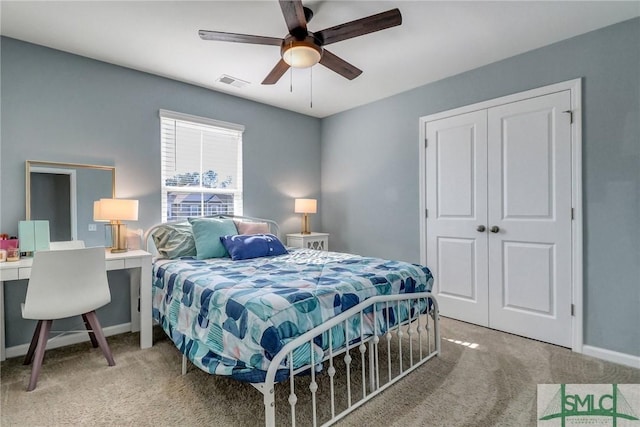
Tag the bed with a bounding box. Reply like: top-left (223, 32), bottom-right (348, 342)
top-left (145, 215), bottom-right (439, 426)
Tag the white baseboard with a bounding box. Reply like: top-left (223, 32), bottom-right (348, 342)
top-left (582, 344), bottom-right (640, 369)
top-left (5, 323), bottom-right (131, 360)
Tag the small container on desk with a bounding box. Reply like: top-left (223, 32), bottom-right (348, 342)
top-left (0, 239), bottom-right (20, 262)
top-left (6, 247), bottom-right (20, 262)
top-left (0, 239), bottom-right (19, 251)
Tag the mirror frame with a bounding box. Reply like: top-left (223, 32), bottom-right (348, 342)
top-left (25, 161), bottom-right (116, 235)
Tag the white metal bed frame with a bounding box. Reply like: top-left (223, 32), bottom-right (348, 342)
top-left (144, 215), bottom-right (440, 426)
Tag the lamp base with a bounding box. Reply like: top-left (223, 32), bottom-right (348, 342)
top-left (107, 222), bottom-right (129, 253)
top-left (301, 213), bottom-right (311, 234)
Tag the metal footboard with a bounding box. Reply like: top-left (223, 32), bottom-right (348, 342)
top-left (255, 292), bottom-right (440, 426)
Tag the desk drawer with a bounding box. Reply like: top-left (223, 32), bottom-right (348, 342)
top-left (106, 260), bottom-right (125, 270)
top-left (0, 269), bottom-right (19, 281)
top-left (18, 268), bottom-right (32, 279)
top-left (124, 258), bottom-right (143, 269)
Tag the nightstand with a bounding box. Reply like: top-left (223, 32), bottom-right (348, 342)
top-left (286, 232), bottom-right (329, 251)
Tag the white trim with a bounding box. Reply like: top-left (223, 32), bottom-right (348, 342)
top-left (30, 166), bottom-right (78, 240)
top-left (569, 79), bottom-right (584, 353)
top-left (159, 109), bottom-right (245, 133)
top-left (419, 120), bottom-right (427, 266)
top-left (582, 345), bottom-right (640, 369)
top-left (4, 322), bottom-right (131, 359)
top-left (418, 78), bottom-right (584, 353)
top-left (419, 79), bottom-right (582, 122)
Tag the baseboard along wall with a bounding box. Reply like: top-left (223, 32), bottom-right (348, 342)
top-left (582, 345), bottom-right (640, 369)
top-left (4, 323), bottom-right (131, 360)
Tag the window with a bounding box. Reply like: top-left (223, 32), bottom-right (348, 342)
top-left (160, 110), bottom-right (243, 222)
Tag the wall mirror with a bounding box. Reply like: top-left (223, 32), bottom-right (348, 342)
top-left (26, 161), bottom-right (115, 246)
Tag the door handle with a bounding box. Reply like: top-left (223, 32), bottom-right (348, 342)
top-left (490, 226), bottom-right (500, 233)
top-left (477, 225), bottom-right (486, 232)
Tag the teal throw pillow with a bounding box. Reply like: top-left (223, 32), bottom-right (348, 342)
top-left (188, 217), bottom-right (238, 259)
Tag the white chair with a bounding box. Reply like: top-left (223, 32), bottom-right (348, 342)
top-left (49, 240), bottom-right (85, 250)
top-left (22, 246), bottom-right (115, 391)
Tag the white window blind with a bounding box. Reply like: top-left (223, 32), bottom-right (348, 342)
top-left (160, 110), bottom-right (244, 222)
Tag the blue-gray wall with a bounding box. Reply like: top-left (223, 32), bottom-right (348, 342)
top-left (320, 18), bottom-right (640, 357)
top-left (0, 37), bottom-right (321, 346)
top-left (2, 18), bottom-right (639, 358)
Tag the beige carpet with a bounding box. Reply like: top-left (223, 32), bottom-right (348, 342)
top-left (1, 318), bottom-right (638, 426)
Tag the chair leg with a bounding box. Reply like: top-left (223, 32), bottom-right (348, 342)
top-left (82, 314), bottom-right (99, 348)
top-left (27, 320), bottom-right (52, 392)
top-left (84, 311), bottom-right (115, 366)
top-left (24, 320), bottom-right (43, 365)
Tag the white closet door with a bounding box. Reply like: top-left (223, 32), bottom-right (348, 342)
top-left (487, 90), bottom-right (572, 347)
top-left (426, 110), bottom-right (489, 326)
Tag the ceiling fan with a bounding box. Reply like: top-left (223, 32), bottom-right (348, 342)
top-left (199, 0), bottom-right (402, 85)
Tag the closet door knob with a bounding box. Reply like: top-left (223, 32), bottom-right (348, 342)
top-left (490, 226), bottom-right (500, 233)
top-left (477, 225), bottom-right (486, 232)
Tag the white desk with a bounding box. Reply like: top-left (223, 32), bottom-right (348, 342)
top-left (0, 249), bottom-right (153, 361)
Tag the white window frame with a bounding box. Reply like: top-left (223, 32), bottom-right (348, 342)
top-left (160, 109), bottom-right (244, 222)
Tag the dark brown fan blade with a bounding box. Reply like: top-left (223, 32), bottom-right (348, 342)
top-left (279, 0), bottom-right (307, 38)
top-left (262, 59), bottom-right (291, 85)
top-left (315, 8), bottom-right (402, 46)
top-left (199, 30), bottom-right (282, 46)
top-left (319, 49), bottom-right (362, 80)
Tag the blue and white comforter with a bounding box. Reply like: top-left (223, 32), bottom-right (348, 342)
top-left (152, 248), bottom-right (434, 382)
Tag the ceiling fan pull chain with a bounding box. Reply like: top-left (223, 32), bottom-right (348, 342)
top-left (289, 41), bottom-right (294, 93)
top-left (310, 66), bottom-right (313, 109)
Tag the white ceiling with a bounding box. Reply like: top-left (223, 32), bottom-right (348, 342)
top-left (2, 1), bottom-right (639, 118)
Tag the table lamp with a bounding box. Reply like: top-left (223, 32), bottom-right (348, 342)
top-left (294, 198), bottom-right (317, 235)
top-left (94, 198), bottom-right (138, 252)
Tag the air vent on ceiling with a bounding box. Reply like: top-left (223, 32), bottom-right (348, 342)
top-left (216, 74), bottom-right (250, 88)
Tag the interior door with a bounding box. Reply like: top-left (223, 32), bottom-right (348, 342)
top-left (487, 90), bottom-right (572, 347)
top-left (425, 90), bottom-right (573, 347)
top-left (426, 110), bottom-right (489, 326)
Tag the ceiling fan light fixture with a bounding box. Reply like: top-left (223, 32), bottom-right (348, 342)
top-left (282, 44), bottom-right (322, 68)
top-left (200, 3), bottom-right (403, 84)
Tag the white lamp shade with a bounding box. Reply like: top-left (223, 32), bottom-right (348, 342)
top-left (96, 198), bottom-right (139, 221)
top-left (294, 198), bottom-right (317, 214)
top-left (93, 200), bottom-right (109, 222)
